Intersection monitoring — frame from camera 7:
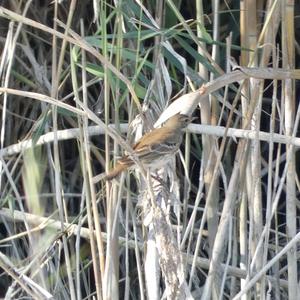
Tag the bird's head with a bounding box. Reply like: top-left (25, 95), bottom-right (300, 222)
top-left (163, 113), bottom-right (195, 130)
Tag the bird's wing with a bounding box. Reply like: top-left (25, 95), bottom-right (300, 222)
top-left (133, 127), bottom-right (173, 149)
top-left (133, 129), bottom-right (178, 157)
top-left (138, 141), bottom-right (178, 155)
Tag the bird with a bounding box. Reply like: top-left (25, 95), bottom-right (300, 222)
top-left (94, 113), bottom-right (194, 182)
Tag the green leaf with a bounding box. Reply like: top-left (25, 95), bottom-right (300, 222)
top-left (32, 110), bottom-right (51, 145)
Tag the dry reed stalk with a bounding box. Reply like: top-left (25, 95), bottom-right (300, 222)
top-left (1, 1), bottom-right (300, 299)
top-left (282, 2), bottom-right (298, 299)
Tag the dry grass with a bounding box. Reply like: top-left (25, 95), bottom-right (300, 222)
top-left (0, 1), bottom-right (299, 299)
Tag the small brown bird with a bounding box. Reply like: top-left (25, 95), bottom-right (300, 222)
top-left (95, 113), bottom-right (194, 181)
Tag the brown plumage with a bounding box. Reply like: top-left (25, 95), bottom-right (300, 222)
top-left (95, 113), bottom-right (193, 182)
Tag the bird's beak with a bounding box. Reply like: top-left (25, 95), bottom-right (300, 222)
top-left (190, 116), bottom-right (197, 123)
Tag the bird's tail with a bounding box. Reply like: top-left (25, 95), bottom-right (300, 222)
top-left (104, 163), bottom-right (128, 180)
top-left (93, 163), bottom-right (128, 183)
